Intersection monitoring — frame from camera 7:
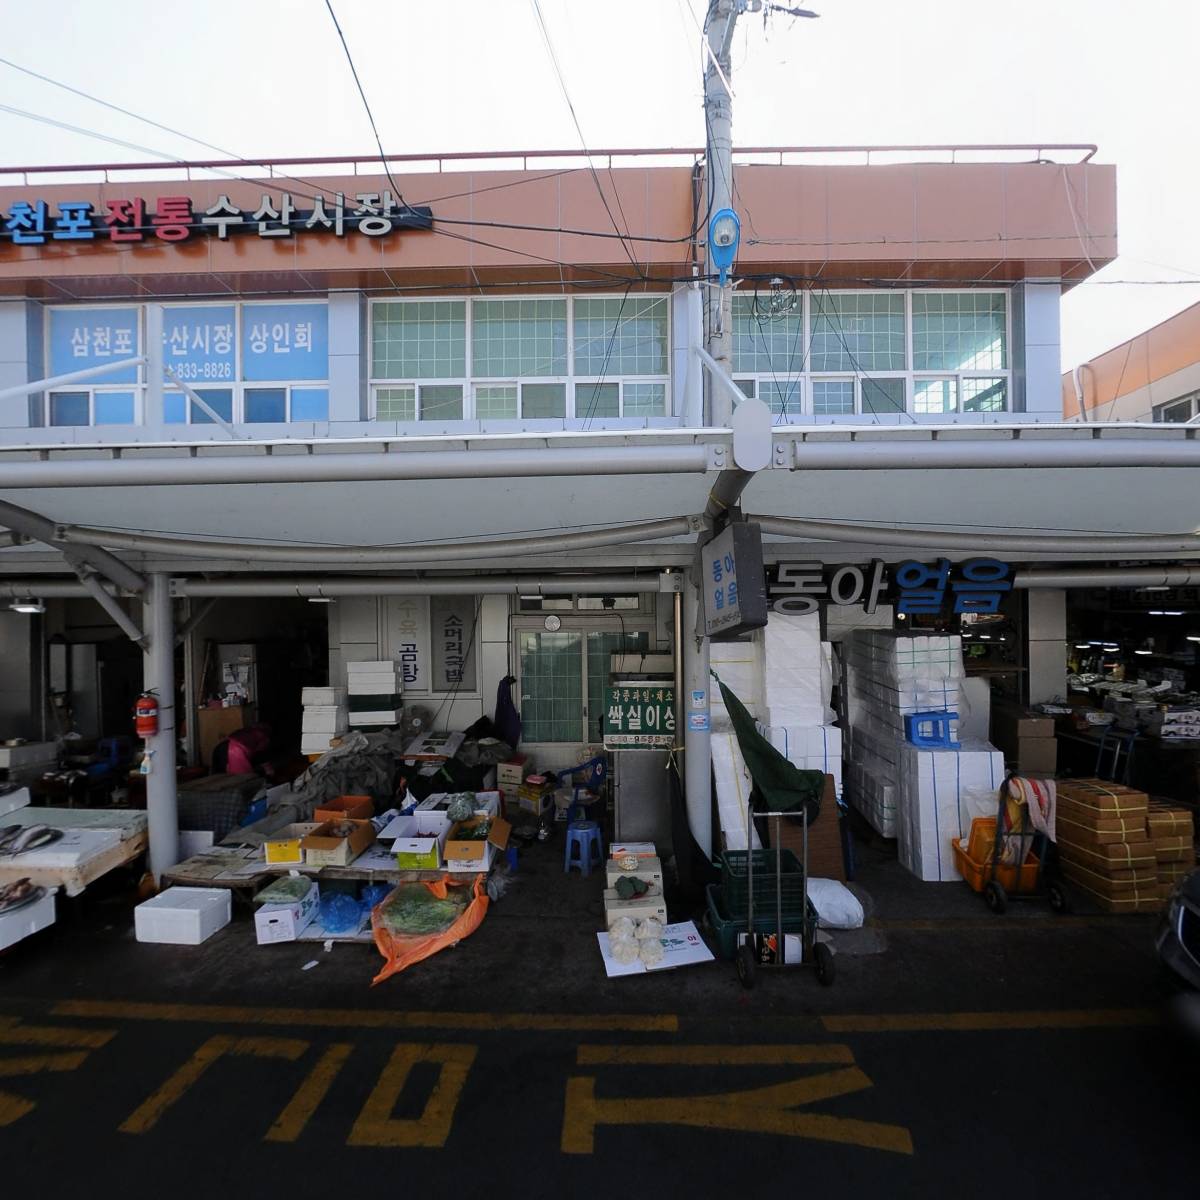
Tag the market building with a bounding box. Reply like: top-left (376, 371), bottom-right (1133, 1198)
top-left (0, 143), bottom-right (1196, 958)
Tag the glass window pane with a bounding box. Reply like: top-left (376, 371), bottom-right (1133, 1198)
top-left (474, 384), bottom-right (518, 419)
top-left (1156, 396), bottom-right (1196, 423)
top-left (164, 392), bottom-right (186, 424)
top-left (291, 387), bottom-right (329, 421)
top-left (586, 630), bottom-right (650, 742)
top-left (733, 295), bottom-right (805, 375)
top-left (760, 380), bottom-right (802, 418)
top-left (575, 382), bottom-right (619, 419)
top-left (912, 293), bottom-right (1006, 371)
top-left (862, 377), bottom-right (906, 416)
top-left (93, 391), bottom-right (135, 425)
top-left (573, 297), bottom-right (667, 375)
top-left (371, 301), bottom-right (465, 379)
top-left (812, 380), bottom-right (855, 416)
top-left (521, 383), bottom-right (566, 418)
top-left (376, 386), bottom-right (415, 421)
top-left (189, 388), bottom-right (233, 424)
top-left (49, 391), bottom-right (89, 426)
top-left (961, 377), bottom-right (1008, 413)
top-left (623, 382), bottom-right (667, 417)
top-left (519, 631), bottom-right (583, 742)
top-left (811, 293), bottom-right (904, 372)
top-left (735, 378), bottom-right (756, 398)
top-left (244, 387), bottom-right (287, 423)
top-left (472, 298), bottom-right (567, 377)
top-left (419, 384), bottom-right (463, 420)
top-left (913, 377), bottom-right (957, 414)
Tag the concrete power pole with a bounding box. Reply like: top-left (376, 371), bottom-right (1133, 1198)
top-left (703, 0), bottom-right (741, 428)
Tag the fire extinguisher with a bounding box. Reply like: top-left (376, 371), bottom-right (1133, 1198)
top-left (134, 691), bottom-right (159, 739)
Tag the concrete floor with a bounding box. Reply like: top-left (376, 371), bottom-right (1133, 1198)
top-left (0, 830), bottom-right (1193, 1196)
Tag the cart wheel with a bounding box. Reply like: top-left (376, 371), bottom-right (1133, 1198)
top-left (984, 881), bottom-right (1007, 914)
top-left (1047, 880), bottom-right (1072, 914)
top-left (736, 944), bottom-right (757, 990)
top-left (813, 941), bottom-right (836, 987)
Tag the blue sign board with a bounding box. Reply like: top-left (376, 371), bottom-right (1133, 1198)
top-left (49, 308), bottom-right (140, 382)
top-left (162, 305), bottom-right (236, 383)
top-left (241, 303), bottom-right (328, 381)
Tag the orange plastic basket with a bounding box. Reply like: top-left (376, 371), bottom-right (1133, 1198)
top-left (952, 837), bottom-right (1040, 894)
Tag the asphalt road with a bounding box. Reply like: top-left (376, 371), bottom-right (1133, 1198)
top-left (0, 842), bottom-right (1195, 1196)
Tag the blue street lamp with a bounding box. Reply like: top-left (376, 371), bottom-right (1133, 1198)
top-left (708, 208), bottom-right (741, 285)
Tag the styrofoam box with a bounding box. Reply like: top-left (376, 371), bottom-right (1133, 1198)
top-left (347, 660), bottom-right (399, 673)
top-left (761, 724), bottom-right (844, 792)
top-left (302, 686), bottom-right (347, 706)
top-left (0, 786), bottom-right (31, 818)
top-left (0, 886), bottom-right (56, 952)
top-left (348, 683), bottom-right (403, 698)
top-left (301, 736), bottom-right (337, 755)
top-left (348, 709), bottom-right (402, 725)
top-left (302, 708), bottom-right (349, 734)
top-left (135, 887), bottom-right (232, 945)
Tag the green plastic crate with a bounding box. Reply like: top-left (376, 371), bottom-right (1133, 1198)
top-left (720, 848), bottom-right (808, 912)
top-left (705, 883), bottom-right (816, 960)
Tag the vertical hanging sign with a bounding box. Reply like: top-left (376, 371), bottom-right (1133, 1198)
top-left (430, 596), bottom-right (478, 692)
top-left (701, 522), bottom-right (768, 640)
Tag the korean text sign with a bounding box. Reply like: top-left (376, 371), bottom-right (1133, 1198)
top-left (604, 682), bottom-right (677, 750)
top-left (701, 522), bottom-right (769, 639)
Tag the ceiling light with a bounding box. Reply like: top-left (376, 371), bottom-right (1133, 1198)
top-left (1148, 610), bottom-right (1165, 616)
top-left (1088, 640), bottom-right (1104, 646)
top-left (978, 634), bottom-right (992, 640)
top-left (1134, 648), bottom-right (1153, 656)
top-left (8, 597), bottom-right (44, 614)
top-left (1075, 643), bottom-right (1090, 649)
top-left (1103, 644), bottom-right (1119, 651)
top-left (307, 596), bottom-right (335, 604)
top-left (1144, 586), bottom-right (1170, 592)
top-left (1164, 611), bottom-right (1184, 616)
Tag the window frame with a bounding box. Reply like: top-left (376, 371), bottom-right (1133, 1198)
top-left (1153, 393), bottom-right (1199, 423)
top-left (368, 294), bottom-right (673, 421)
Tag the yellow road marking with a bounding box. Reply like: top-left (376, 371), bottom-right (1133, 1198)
top-left (347, 1043), bottom-right (477, 1149)
top-left (53, 1000), bottom-right (676, 1034)
top-left (822, 1009), bottom-right (1160, 1034)
top-left (562, 1059), bottom-right (912, 1156)
top-left (578, 1044), bottom-right (855, 1066)
top-left (0, 1049), bottom-right (90, 1128)
top-left (119, 1035), bottom-right (309, 1135)
top-left (0, 1016), bottom-right (115, 1049)
top-left (265, 1043), bottom-right (353, 1144)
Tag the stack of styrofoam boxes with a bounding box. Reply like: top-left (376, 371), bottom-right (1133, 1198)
top-left (895, 739), bottom-right (1005, 882)
top-left (346, 661), bottom-right (403, 729)
top-left (709, 639), bottom-right (763, 732)
top-left (843, 631), bottom-right (964, 840)
top-left (301, 685), bottom-right (348, 757)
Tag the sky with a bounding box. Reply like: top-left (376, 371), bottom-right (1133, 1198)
top-left (2, 0), bottom-right (1198, 370)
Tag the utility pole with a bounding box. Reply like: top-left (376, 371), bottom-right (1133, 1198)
top-left (703, 0), bottom-right (742, 428)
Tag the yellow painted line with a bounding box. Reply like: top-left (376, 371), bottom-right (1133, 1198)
top-left (348, 1043), bottom-right (477, 1148)
top-left (53, 1000), bottom-right (676, 1034)
top-left (265, 1043), bottom-right (353, 1144)
top-left (822, 1008), bottom-right (1159, 1034)
top-left (0, 1051), bottom-right (89, 1077)
top-left (578, 1044), bottom-right (855, 1067)
top-left (0, 1016), bottom-right (115, 1049)
top-left (120, 1035), bottom-right (309, 1135)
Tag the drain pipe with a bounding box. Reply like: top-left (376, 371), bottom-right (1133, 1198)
top-left (1014, 565), bottom-right (1200, 588)
top-left (1071, 364), bottom-right (1091, 423)
top-left (169, 575), bottom-right (658, 598)
top-left (74, 568), bottom-right (146, 646)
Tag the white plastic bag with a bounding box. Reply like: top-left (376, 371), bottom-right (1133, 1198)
top-left (608, 917), bottom-right (636, 941)
top-left (806, 878), bottom-right (865, 929)
top-left (610, 936), bottom-right (640, 965)
top-left (638, 938), bottom-right (665, 966)
top-left (635, 918), bottom-right (664, 941)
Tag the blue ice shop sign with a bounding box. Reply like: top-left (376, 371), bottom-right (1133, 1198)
top-left (162, 306), bottom-right (236, 382)
top-left (702, 522), bottom-right (768, 640)
top-left (49, 308), bottom-right (140, 382)
top-left (241, 303), bottom-right (329, 381)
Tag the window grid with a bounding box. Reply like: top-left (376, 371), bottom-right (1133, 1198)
top-left (572, 297), bottom-right (668, 375)
top-left (810, 292), bottom-right (906, 372)
top-left (472, 298), bottom-right (567, 378)
top-left (372, 300), bottom-right (465, 379)
top-left (912, 292), bottom-right (1007, 371)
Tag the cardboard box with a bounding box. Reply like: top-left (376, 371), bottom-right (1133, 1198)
top-left (1065, 875), bottom-right (1164, 913)
top-left (1054, 815), bottom-right (1135, 848)
top-left (606, 855), bottom-right (664, 889)
top-left (603, 891), bottom-right (669, 927)
top-left (264, 822), bottom-right (323, 865)
top-left (442, 816), bottom-right (511, 873)
top-left (1158, 861), bottom-right (1192, 885)
top-left (1056, 798), bottom-right (1148, 837)
top-left (610, 842), bottom-right (658, 859)
top-left (1056, 780), bottom-right (1149, 815)
top-left (393, 827), bottom-right (448, 871)
top-left (1015, 737), bottom-right (1057, 775)
top-left (1152, 836), bottom-right (1195, 863)
top-left (1055, 838), bottom-right (1156, 872)
top-left (497, 755), bottom-right (531, 791)
top-left (992, 704), bottom-right (1055, 741)
top-left (135, 887), bottom-right (231, 945)
top-left (1061, 860), bottom-right (1158, 895)
top-left (254, 881), bottom-right (319, 944)
top-left (767, 775), bottom-right (845, 882)
top-left (313, 795), bottom-right (374, 822)
top-left (1147, 803), bottom-right (1195, 839)
top-left (301, 819), bottom-right (376, 867)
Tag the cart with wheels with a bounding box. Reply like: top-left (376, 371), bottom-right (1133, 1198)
top-left (731, 801), bottom-right (835, 990)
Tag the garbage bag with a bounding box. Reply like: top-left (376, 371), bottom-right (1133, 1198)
top-left (320, 892), bottom-right (364, 933)
top-left (371, 875), bottom-right (488, 984)
top-left (360, 883), bottom-right (394, 911)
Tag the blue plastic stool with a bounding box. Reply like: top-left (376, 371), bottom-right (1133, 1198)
top-left (904, 710), bottom-right (960, 749)
top-left (563, 820), bottom-right (604, 876)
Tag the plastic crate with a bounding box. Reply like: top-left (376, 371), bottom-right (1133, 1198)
top-left (951, 838), bottom-right (1040, 894)
top-left (720, 848), bottom-right (807, 912)
top-left (705, 883), bottom-right (815, 960)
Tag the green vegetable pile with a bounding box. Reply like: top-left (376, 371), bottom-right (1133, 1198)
top-left (378, 884), bottom-right (469, 935)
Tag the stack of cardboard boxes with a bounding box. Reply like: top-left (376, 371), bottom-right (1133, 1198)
top-left (1147, 799), bottom-right (1196, 901)
top-left (1056, 780), bottom-right (1160, 912)
top-left (300, 686), bottom-right (348, 757)
top-left (497, 753), bottom-right (533, 816)
top-left (603, 842), bottom-right (666, 928)
top-left (991, 703), bottom-right (1057, 776)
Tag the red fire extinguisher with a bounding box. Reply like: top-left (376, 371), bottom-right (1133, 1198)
top-left (134, 691), bottom-right (159, 739)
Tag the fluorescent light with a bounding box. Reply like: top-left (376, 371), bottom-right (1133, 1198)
top-left (1188, 635), bottom-right (1200, 643)
top-left (1134, 648), bottom-right (1152, 656)
top-left (307, 597), bottom-right (335, 604)
top-left (1145, 586), bottom-right (1170, 592)
top-left (1088, 640), bottom-right (1104, 646)
top-left (8, 597), bottom-right (44, 614)
top-left (1164, 611), bottom-right (1184, 616)
top-left (1075, 643), bottom-right (1090, 649)
top-left (978, 634), bottom-right (992, 640)
top-left (1148, 610), bottom-right (1164, 616)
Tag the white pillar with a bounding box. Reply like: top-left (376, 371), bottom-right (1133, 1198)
top-left (1014, 280), bottom-right (1063, 418)
top-left (1027, 588), bottom-right (1068, 704)
top-left (683, 572), bottom-right (712, 859)
top-left (328, 290), bottom-right (366, 421)
top-left (142, 574), bottom-right (178, 879)
top-left (145, 303), bottom-right (164, 426)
